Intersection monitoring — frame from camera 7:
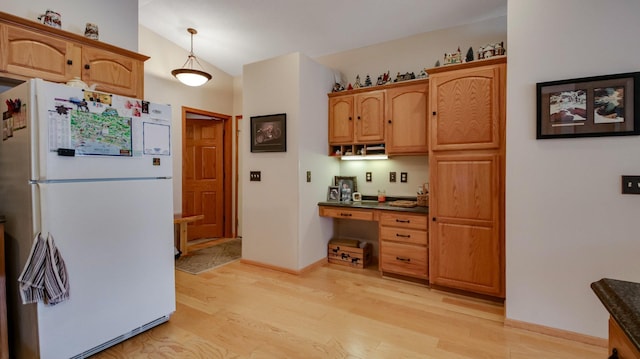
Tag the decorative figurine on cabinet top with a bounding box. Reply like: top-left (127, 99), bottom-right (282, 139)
top-left (353, 75), bottom-right (362, 89)
top-left (364, 74), bottom-right (372, 87)
top-left (444, 46), bottom-right (462, 65)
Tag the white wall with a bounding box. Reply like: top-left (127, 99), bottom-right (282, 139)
top-left (139, 26), bottom-right (234, 212)
top-left (298, 56), bottom-right (339, 268)
top-left (506, 0), bottom-right (640, 339)
top-left (242, 53), bottom-right (337, 270)
top-left (242, 54), bottom-right (302, 269)
top-left (3, 0), bottom-right (138, 51)
top-left (316, 16), bottom-right (506, 89)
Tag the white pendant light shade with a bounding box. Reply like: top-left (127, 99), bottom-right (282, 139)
top-left (171, 28), bottom-right (212, 87)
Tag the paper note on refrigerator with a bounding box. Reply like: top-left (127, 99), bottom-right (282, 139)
top-left (142, 122), bottom-right (170, 155)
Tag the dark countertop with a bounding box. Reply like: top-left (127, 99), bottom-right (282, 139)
top-left (318, 200), bottom-right (428, 214)
top-left (591, 278), bottom-right (640, 351)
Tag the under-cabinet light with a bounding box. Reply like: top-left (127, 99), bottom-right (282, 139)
top-left (341, 155), bottom-right (389, 161)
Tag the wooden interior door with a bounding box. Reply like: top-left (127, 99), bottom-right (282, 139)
top-left (183, 118), bottom-right (225, 240)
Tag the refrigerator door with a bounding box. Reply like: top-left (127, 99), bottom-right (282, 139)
top-left (32, 79), bottom-right (172, 181)
top-left (34, 179), bottom-right (175, 359)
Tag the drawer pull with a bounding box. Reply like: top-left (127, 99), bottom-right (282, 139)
top-left (396, 256), bottom-right (411, 262)
top-left (395, 219), bottom-right (410, 223)
top-left (396, 233), bottom-right (411, 238)
top-left (340, 213), bottom-right (353, 217)
top-left (609, 348), bottom-right (619, 359)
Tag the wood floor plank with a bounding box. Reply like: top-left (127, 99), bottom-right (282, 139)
top-left (92, 261), bottom-right (606, 358)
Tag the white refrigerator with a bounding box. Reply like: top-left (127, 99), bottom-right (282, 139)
top-left (0, 79), bottom-right (175, 358)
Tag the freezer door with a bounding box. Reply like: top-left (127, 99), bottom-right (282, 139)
top-left (32, 79), bottom-right (172, 181)
top-left (34, 179), bottom-right (175, 359)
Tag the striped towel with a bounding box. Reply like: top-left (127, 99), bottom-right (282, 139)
top-left (18, 233), bottom-right (70, 306)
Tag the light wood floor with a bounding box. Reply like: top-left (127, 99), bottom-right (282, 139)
top-left (92, 261), bottom-right (606, 358)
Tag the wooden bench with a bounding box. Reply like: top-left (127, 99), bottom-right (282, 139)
top-left (173, 214), bottom-right (204, 256)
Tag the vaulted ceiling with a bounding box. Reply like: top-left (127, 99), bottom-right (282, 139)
top-left (139, 0), bottom-right (507, 77)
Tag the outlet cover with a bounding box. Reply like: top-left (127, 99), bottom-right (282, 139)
top-left (306, 171), bottom-right (311, 182)
top-left (389, 172), bottom-right (396, 182)
top-left (366, 172), bottom-right (372, 182)
top-left (250, 171), bottom-right (261, 181)
top-left (622, 175), bottom-right (640, 194)
top-left (400, 172), bottom-right (408, 183)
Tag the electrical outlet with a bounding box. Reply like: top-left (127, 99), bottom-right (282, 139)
top-left (366, 172), bottom-right (372, 182)
top-left (306, 171), bottom-right (311, 182)
top-left (250, 171), bottom-right (261, 181)
top-left (400, 172), bottom-right (408, 183)
top-left (389, 172), bottom-right (396, 182)
top-left (621, 175), bottom-right (640, 194)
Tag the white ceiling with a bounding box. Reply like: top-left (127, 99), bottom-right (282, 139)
top-left (138, 0), bottom-right (507, 77)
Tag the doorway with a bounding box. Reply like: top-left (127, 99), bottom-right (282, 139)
top-left (182, 107), bottom-right (232, 242)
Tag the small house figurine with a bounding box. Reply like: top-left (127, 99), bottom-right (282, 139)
top-left (444, 46), bottom-right (462, 65)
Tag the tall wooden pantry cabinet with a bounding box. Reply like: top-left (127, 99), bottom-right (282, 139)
top-left (426, 57), bottom-right (506, 298)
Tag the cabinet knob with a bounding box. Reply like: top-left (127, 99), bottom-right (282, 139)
top-left (357, 116), bottom-right (361, 120)
top-left (609, 348), bottom-right (619, 359)
top-left (84, 64), bottom-right (90, 70)
top-left (432, 111), bottom-right (437, 116)
top-left (388, 120), bottom-right (392, 124)
top-left (66, 59), bottom-right (73, 65)
top-left (432, 217), bottom-right (436, 222)
top-left (348, 117), bottom-right (352, 121)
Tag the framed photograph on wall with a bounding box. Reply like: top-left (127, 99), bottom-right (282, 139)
top-left (250, 113), bottom-right (286, 152)
top-left (536, 72), bottom-right (640, 139)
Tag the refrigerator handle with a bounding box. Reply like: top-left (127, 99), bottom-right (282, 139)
top-left (32, 182), bottom-right (45, 235)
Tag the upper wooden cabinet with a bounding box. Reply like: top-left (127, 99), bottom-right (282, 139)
top-left (329, 90), bottom-right (385, 144)
top-left (0, 11), bottom-right (148, 98)
top-left (386, 81), bottom-right (428, 154)
top-left (328, 79), bottom-right (429, 155)
top-left (428, 58), bottom-right (505, 151)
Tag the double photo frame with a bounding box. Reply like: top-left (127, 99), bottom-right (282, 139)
top-left (536, 72), bottom-right (640, 139)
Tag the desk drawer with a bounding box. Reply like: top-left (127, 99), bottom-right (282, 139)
top-left (379, 213), bottom-right (427, 230)
top-left (379, 227), bottom-right (427, 245)
top-left (380, 241), bottom-right (428, 279)
top-left (319, 207), bottom-right (374, 221)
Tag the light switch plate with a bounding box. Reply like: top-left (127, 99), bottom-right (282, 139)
top-left (250, 171), bottom-right (261, 181)
top-left (622, 175), bottom-right (640, 194)
top-left (306, 171), bottom-right (311, 182)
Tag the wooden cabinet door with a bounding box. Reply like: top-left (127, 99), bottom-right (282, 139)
top-left (1, 24), bottom-right (80, 82)
top-left (429, 153), bottom-right (503, 297)
top-left (430, 64), bottom-right (504, 151)
top-left (328, 95), bottom-right (354, 144)
top-left (82, 46), bottom-right (143, 98)
top-left (354, 91), bottom-right (385, 143)
top-left (386, 82), bottom-right (428, 154)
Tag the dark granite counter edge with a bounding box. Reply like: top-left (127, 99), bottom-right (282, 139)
top-left (591, 278), bottom-right (640, 351)
top-left (318, 200), bottom-right (429, 214)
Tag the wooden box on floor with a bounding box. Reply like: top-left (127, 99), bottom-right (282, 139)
top-left (328, 238), bottom-right (372, 269)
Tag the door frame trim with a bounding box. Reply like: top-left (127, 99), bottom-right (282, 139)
top-left (181, 106), bottom-right (233, 239)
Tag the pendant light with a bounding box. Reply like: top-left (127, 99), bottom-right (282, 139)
top-left (171, 28), bottom-right (212, 87)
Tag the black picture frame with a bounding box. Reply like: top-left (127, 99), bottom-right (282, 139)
top-left (334, 176), bottom-right (357, 202)
top-left (250, 113), bottom-right (286, 152)
top-left (326, 186), bottom-right (340, 202)
top-left (536, 72), bottom-right (640, 139)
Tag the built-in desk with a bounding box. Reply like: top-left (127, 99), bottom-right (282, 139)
top-left (318, 201), bottom-right (429, 282)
